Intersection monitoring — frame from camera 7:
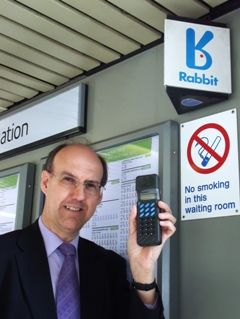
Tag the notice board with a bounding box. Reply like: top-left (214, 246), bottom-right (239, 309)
top-left (80, 121), bottom-right (179, 319)
top-left (0, 163), bottom-right (35, 234)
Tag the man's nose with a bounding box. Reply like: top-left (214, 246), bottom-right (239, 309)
top-left (71, 183), bottom-right (86, 199)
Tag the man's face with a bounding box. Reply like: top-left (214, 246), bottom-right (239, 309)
top-left (41, 145), bottom-right (103, 241)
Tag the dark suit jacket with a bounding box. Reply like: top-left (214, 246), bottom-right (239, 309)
top-left (0, 220), bottom-right (164, 319)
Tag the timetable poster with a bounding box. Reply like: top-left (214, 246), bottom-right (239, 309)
top-left (80, 136), bottom-right (159, 259)
top-left (0, 173), bottom-right (20, 235)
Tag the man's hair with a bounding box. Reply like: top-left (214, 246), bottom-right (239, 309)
top-left (43, 143), bottom-right (108, 187)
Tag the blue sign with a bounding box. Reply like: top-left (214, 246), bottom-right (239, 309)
top-left (186, 28), bottom-right (213, 70)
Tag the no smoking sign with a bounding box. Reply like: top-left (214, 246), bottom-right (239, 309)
top-left (181, 109), bottom-right (240, 221)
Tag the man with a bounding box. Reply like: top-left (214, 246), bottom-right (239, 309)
top-left (0, 143), bottom-right (176, 319)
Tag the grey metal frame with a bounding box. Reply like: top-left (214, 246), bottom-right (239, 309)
top-left (91, 120), bottom-right (179, 319)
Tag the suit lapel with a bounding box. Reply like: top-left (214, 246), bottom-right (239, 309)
top-left (78, 238), bottom-right (107, 319)
top-left (15, 221), bottom-right (57, 319)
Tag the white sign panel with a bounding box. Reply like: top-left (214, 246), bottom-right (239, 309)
top-left (181, 109), bottom-right (240, 220)
top-left (0, 84), bottom-right (86, 156)
top-left (164, 19), bottom-right (231, 93)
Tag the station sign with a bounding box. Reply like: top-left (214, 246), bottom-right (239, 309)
top-left (0, 84), bottom-right (87, 158)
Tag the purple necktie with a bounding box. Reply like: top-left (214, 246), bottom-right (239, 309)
top-left (56, 243), bottom-right (80, 319)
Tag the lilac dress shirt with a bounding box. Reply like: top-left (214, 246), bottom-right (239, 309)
top-left (38, 216), bottom-right (79, 299)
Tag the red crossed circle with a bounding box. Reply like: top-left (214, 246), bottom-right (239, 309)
top-left (187, 123), bottom-right (230, 174)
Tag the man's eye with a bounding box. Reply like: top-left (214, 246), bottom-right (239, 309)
top-left (85, 182), bottom-right (97, 190)
top-left (62, 176), bottom-right (76, 185)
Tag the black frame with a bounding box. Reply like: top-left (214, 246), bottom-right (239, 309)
top-left (36, 157), bottom-right (47, 217)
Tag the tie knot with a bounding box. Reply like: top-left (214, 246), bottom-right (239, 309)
top-left (58, 243), bottom-right (76, 257)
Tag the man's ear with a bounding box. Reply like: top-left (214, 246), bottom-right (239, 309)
top-left (40, 170), bottom-right (50, 195)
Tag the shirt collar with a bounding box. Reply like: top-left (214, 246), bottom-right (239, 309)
top-left (38, 216), bottom-right (79, 257)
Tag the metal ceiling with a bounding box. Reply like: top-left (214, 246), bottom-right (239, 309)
top-left (0, 0), bottom-right (239, 113)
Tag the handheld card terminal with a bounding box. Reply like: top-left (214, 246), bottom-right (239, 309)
top-left (136, 174), bottom-right (161, 246)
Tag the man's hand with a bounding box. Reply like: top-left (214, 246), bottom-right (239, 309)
top-left (127, 201), bottom-right (176, 304)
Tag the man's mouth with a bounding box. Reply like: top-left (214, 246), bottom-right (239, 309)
top-left (64, 205), bottom-right (83, 212)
